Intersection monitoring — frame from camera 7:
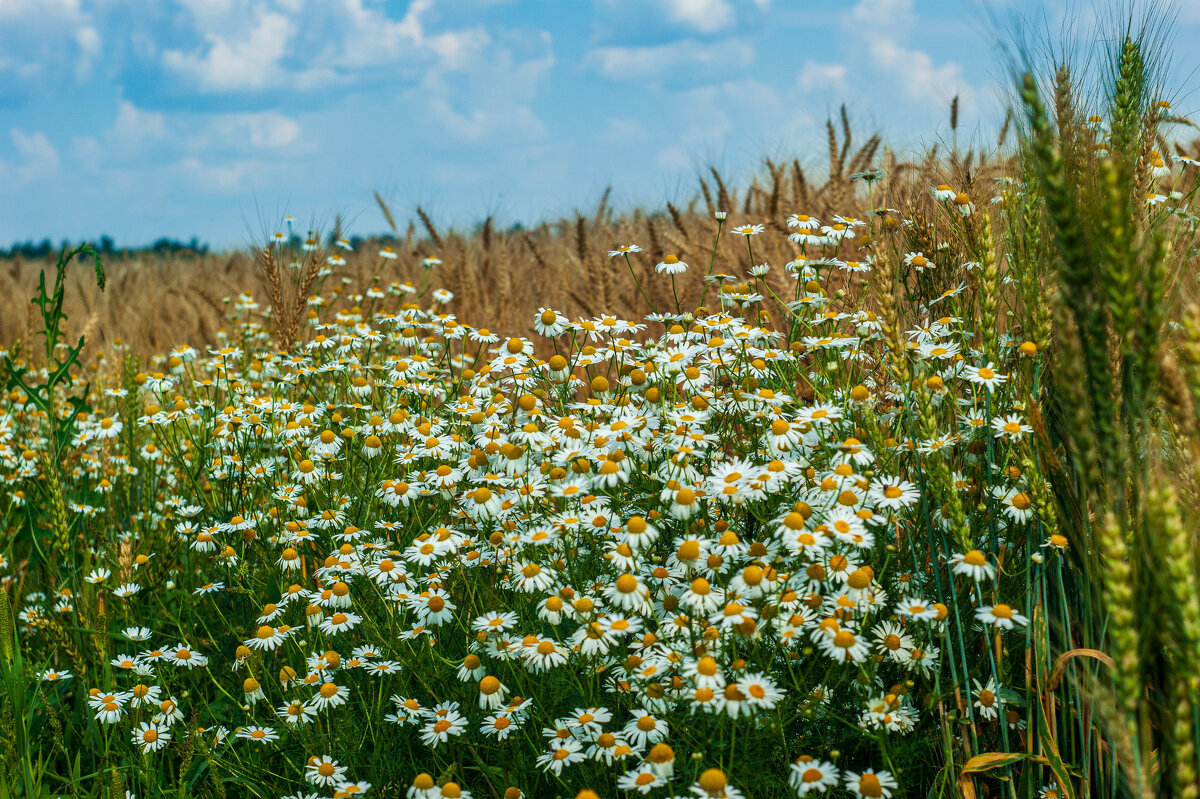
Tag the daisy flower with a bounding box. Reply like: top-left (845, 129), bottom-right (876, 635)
top-left (306, 756), bottom-right (348, 787)
top-left (533, 308), bottom-right (569, 337)
top-left (972, 677), bottom-right (1002, 720)
top-left (309, 681), bottom-right (351, 711)
top-left (975, 603), bottom-right (1029, 629)
top-left (871, 479), bottom-right (920, 510)
top-left (535, 738), bottom-right (586, 775)
top-left (816, 626), bottom-right (870, 663)
top-left (790, 757), bottom-right (839, 795)
top-left (656, 254), bottom-right (688, 275)
top-left (164, 643), bottom-right (208, 669)
top-left (931, 184), bottom-right (957, 201)
top-left (949, 550), bottom-right (996, 582)
top-left (622, 708), bottom-right (668, 749)
top-left (608, 244), bottom-right (643, 257)
top-left (419, 709), bottom-right (467, 748)
top-left (731, 223), bottom-right (764, 236)
top-left (235, 725), bottom-right (280, 744)
top-left (991, 413), bottom-right (1032, 441)
top-left (961, 363), bottom-right (1008, 391)
top-left (93, 694), bottom-right (127, 724)
top-left (131, 721), bottom-right (171, 753)
top-left (844, 769), bottom-right (898, 799)
top-left (617, 766), bottom-right (666, 794)
top-left (738, 672), bottom-right (783, 709)
top-left (278, 700), bottom-right (317, 725)
top-left (691, 769), bottom-right (745, 798)
top-left (246, 624), bottom-right (288, 650)
top-left (320, 611), bottom-right (362, 636)
top-left (903, 252), bottom-right (933, 271)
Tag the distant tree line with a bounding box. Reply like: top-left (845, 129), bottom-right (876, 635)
top-left (1, 222), bottom-right (528, 259)
top-left (1, 236), bottom-right (210, 258)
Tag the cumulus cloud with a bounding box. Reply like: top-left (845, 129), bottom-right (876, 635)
top-left (662, 0), bottom-right (734, 34)
top-left (652, 78), bottom-right (812, 172)
top-left (585, 38), bottom-right (755, 81)
top-left (844, 0), bottom-right (973, 112)
top-left (0, 0), bottom-right (101, 91)
top-left (0, 129), bottom-right (61, 186)
top-left (170, 156), bottom-right (276, 194)
top-left (73, 25), bottom-right (102, 81)
top-left (409, 32), bottom-right (555, 143)
top-left (797, 60), bottom-right (847, 92)
top-left (159, 0), bottom-right (492, 93)
top-left (111, 100), bottom-right (168, 147)
top-left (162, 9), bottom-right (303, 92)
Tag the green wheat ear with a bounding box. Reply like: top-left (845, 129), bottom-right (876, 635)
top-left (1108, 35), bottom-right (1149, 161)
top-left (0, 588), bottom-right (12, 664)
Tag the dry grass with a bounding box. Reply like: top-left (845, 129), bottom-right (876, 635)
top-left (0, 109), bottom-right (1112, 365)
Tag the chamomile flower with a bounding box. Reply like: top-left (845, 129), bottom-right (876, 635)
top-left (420, 710), bottom-right (467, 747)
top-left (609, 244), bottom-right (643, 257)
top-left (618, 766), bottom-right (666, 794)
top-left (691, 768), bottom-right (744, 798)
top-left (975, 603), bottom-right (1029, 629)
top-left (534, 308), bottom-right (569, 337)
top-left (731, 223), bottom-right (764, 236)
top-left (961, 363), bottom-right (1008, 391)
top-left (131, 721), bottom-right (171, 753)
top-left (790, 757), bottom-right (839, 795)
top-left (991, 414), bottom-right (1032, 441)
top-left (536, 738), bottom-right (586, 775)
top-left (844, 769), bottom-right (898, 799)
top-left (236, 725), bottom-right (280, 744)
top-left (656, 254), bottom-right (688, 275)
top-left (949, 550), bottom-right (997, 582)
top-left (306, 756), bottom-right (348, 787)
top-left (309, 681), bottom-right (350, 711)
top-left (164, 643), bottom-right (208, 669)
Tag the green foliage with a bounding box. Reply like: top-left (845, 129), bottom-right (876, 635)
top-left (4, 244), bottom-right (106, 462)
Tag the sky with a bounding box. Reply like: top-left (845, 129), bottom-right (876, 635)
top-left (1, 0), bottom-right (1197, 250)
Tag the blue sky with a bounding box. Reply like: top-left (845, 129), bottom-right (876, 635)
top-left (1, 0), bottom-right (1196, 249)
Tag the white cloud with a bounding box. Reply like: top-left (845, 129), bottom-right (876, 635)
top-left (162, 10), bottom-right (300, 92)
top-left (868, 36), bottom-right (969, 107)
top-left (0, 0), bottom-right (82, 20)
top-left (73, 24), bottom-right (101, 81)
top-left (844, 0), bottom-right (973, 113)
top-left (849, 0), bottom-right (915, 36)
top-left (599, 118), bottom-right (646, 143)
top-left (586, 38), bottom-right (754, 81)
top-left (0, 0), bottom-right (100, 88)
top-left (171, 156), bottom-right (270, 194)
top-left (69, 101), bottom-right (303, 180)
top-left (0, 128), bottom-right (61, 186)
top-left (411, 40), bottom-right (554, 142)
top-left (111, 100), bottom-right (167, 147)
top-left (797, 60), bottom-right (846, 92)
top-left (662, 0), bottom-right (734, 33)
top-left (160, 0), bottom-right (491, 93)
top-left (197, 112), bottom-right (302, 150)
top-left (332, 0), bottom-right (487, 71)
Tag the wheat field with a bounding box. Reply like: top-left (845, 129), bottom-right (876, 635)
top-left (0, 112), bottom-right (1010, 366)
